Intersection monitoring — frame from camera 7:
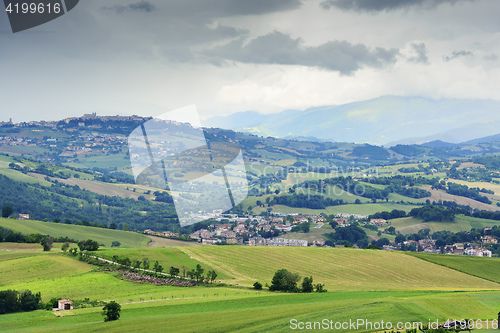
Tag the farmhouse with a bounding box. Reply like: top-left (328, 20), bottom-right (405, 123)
top-left (55, 299), bottom-right (73, 311)
top-left (370, 218), bottom-right (387, 226)
top-left (313, 239), bottom-right (325, 246)
top-left (201, 238), bottom-right (221, 245)
top-left (268, 238), bottom-right (308, 247)
top-left (161, 231), bottom-right (179, 238)
top-left (481, 236), bottom-right (498, 244)
top-left (18, 214), bottom-right (30, 220)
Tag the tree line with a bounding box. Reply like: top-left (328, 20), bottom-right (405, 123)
top-left (253, 269), bottom-right (326, 293)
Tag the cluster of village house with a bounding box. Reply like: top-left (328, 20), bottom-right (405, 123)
top-left (145, 213), bottom-right (374, 248)
top-left (0, 132), bottom-right (127, 157)
top-left (0, 114), bottom-right (145, 159)
top-left (382, 235), bottom-right (495, 257)
top-left (144, 213), bottom-right (497, 257)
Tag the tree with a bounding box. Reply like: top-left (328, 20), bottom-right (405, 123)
top-left (194, 264), bottom-right (204, 282)
top-left (269, 269), bottom-right (300, 292)
top-left (314, 283), bottom-right (326, 293)
top-left (207, 270), bottom-right (217, 283)
top-left (142, 258), bottom-right (150, 270)
top-left (78, 239), bottom-right (99, 251)
top-left (111, 241), bottom-right (121, 247)
top-left (2, 205), bottom-right (13, 218)
top-left (395, 234), bottom-right (406, 244)
top-left (122, 223), bottom-right (128, 231)
top-left (134, 260), bottom-right (142, 269)
top-left (44, 297), bottom-right (59, 310)
top-left (153, 260), bottom-right (160, 272)
top-left (301, 276), bottom-right (314, 293)
top-left (102, 301), bottom-right (121, 322)
top-left (253, 282), bottom-right (263, 290)
top-left (169, 266), bottom-right (180, 276)
top-left (40, 236), bottom-right (53, 252)
top-left (61, 242), bottom-right (69, 252)
top-left (109, 222), bottom-right (117, 230)
top-left (18, 290), bottom-right (42, 312)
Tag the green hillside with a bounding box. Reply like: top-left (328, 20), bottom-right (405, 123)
top-left (409, 252), bottom-right (500, 284)
top-left (99, 246), bottom-right (500, 291)
top-left (385, 215), bottom-right (500, 234)
top-left (0, 218), bottom-right (150, 248)
top-left (1, 289), bottom-right (499, 333)
top-left (1, 243), bottom-right (499, 332)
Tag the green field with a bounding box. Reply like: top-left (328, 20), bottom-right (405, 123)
top-left (409, 252), bottom-right (500, 284)
top-left (1, 241), bottom-right (500, 332)
top-left (0, 156), bottom-right (51, 185)
top-left (0, 218), bottom-right (150, 248)
top-left (1, 290), bottom-right (499, 333)
top-left (251, 203), bottom-right (415, 216)
top-left (100, 246), bottom-right (500, 291)
top-left (386, 215), bottom-right (500, 235)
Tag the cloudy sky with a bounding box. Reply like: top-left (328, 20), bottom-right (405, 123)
top-left (1, 0), bottom-right (499, 122)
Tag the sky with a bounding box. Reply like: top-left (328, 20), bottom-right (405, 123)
top-left (1, 0), bottom-right (499, 123)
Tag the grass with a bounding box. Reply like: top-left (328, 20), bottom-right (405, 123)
top-left (282, 223), bottom-right (334, 243)
top-left (386, 215), bottom-right (500, 235)
top-left (0, 290), bottom-right (499, 333)
top-left (0, 255), bottom-right (93, 287)
top-left (96, 246), bottom-right (500, 291)
top-left (408, 252), bottom-right (500, 284)
top-left (0, 218), bottom-right (150, 248)
top-left (74, 152), bottom-right (130, 171)
top-left (447, 179), bottom-right (500, 195)
top-left (251, 203), bottom-right (404, 216)
top-left (0, 249), bottom-right (254, 303)
top-left (98, 247), bottom-right (220, 277)
top-left (0, 245), bottom-right (500, 332)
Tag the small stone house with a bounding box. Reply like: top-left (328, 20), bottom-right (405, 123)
top-left (57, 299), bottom-right (73, 311)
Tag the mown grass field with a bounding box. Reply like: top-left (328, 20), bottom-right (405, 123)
top-left (0, 218), bottom-right (150, 248)
top-left (1, 242), bottom-right (500, 332)
top-left (101, 246), bottom-right (500, 291)
top-left (282, 223), bottom-right (334, 243)
top-left (0, 287), bottom-right (498, 333)
top-left (250, 203), bottom-right (413, 216)
top-left (0, 254), bottom-right (93, 287)
top-left (409, 252), bottom-right (500, 284)
top-left (0, 156), bottom-right (51, 186)
top-left (386, 215), bottom-right (500, 234)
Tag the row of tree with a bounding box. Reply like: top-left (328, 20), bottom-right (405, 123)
top-left (255, 269), bottom-right (326, 293)
top-left (0, 289), bottom-right (42, 315)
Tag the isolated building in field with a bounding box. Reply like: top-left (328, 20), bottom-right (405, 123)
top-left (56, 299), bottom-right (73, 311)
top-left (18, 214), bottom-right (30, 220)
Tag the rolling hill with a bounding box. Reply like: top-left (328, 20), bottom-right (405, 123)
top-left (0, 218), bottom-right (150, 248)
top-left (99, 246), bottom-right (500, 291)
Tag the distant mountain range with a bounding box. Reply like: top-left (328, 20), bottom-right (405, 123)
top-left (204, 95), bottom-right (500, 146)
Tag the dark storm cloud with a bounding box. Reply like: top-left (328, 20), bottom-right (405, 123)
top-left (320, 0), bottom-right (473, 12)
top-left (102, 1), bottom-right (157, 13)
top-left (102, 0), bottom-right (301, 17)
top-left (206, 31), bottom-right (399, 74)
top-left (443, 50), bottom-right (473, 62)
top-left (92, 0), bottom-right (303, 62)
top-left (408, 43), bottom-right (428, 63)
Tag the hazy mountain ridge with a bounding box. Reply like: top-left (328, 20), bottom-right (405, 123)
top-left (206, 96), bottom-right (500, 145)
